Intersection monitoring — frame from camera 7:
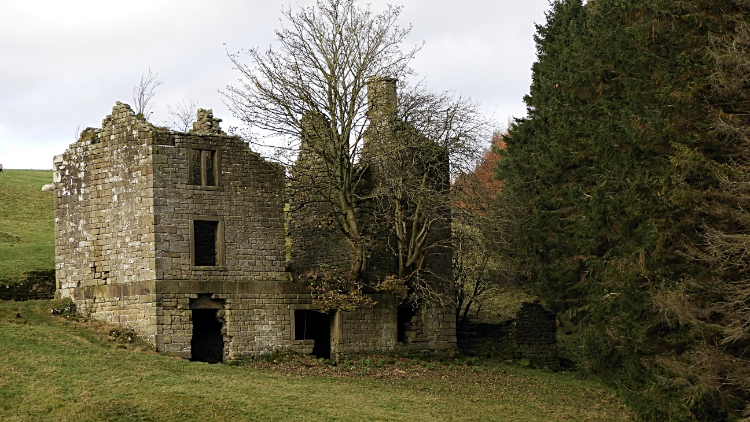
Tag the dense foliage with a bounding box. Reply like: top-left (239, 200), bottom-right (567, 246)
top-left (498, 0), bottom-right (750, 420)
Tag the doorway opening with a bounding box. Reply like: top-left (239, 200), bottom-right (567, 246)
top-left (294, 309), bottom-right (331, 359)
top-left (397, 305), bottom-right (417, 343)
top-left (190, 295), bottom-right (225, 363)
top-left (191, 309), bottom-right (223, 363)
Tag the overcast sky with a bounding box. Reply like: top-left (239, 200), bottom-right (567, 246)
top-left (0, 0), bottom-right (550, 170)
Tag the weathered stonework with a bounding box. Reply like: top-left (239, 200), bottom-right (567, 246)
top-left (289, 78), bottom-right (452, 283)
top-left (456, 302), bottom-right (560, 369)
top-left (54, 101), bottom-right (456, 361)
top-left (514, 301), bottom-right (559, 369)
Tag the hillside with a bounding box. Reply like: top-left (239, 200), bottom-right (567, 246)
top-left (0, 170), bottom-right (55, 280)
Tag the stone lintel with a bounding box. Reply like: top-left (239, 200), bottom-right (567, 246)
top-left (73, 279), bottom-right (309, 299)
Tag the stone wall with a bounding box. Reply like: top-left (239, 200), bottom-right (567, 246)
top-left (362, 77), bottom-right (453, 283)
top-left (73, 279), bottom-right (455, 360)
top-left (77, 294), bottom-right (158, 342)
top-left (334, 295), bottom-right (398, 357)
top-left (55, 103), bottom-right (158, 297)
top-left (456, 321), bottom-right (514, 358)
top-left (287, 198), bottom-right (353, 274)
top-left (0, 270), bottom-right (56, 301)
top-left (513, 301), bottom-right (559, 369)
top-left (55, 102), bottom-right (288, 298)
top-left (456, 303), bottom-right (560, 369)
top-left (288, 111), bottom-right (354, 274)
top-left (151, 124), bottom-right (287, 282)
top-left (416, 305), bottom-right (458, 356)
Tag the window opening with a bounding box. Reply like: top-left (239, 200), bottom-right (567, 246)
top-left (204, 150), bottom-right (215, 186)
top-left (397, 305), bottom-right (417, 343)
top-left (294, 309), bottom-right (331, 359)
top-left (193, 220), bottom-right (219, 266)
top-left (190, 149), bottom-right (218, 186)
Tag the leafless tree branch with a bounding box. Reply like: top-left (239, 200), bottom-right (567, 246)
top-left (132, 68), bottom-right (164, 118)
top-left (166, 100), bottom-right (198, 132)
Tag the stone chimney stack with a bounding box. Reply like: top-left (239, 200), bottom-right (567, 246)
top-left (366, 77), bottom-right (397, 118)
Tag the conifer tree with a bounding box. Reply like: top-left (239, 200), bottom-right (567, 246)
top-left (498, 0), bottom-right (750, 419)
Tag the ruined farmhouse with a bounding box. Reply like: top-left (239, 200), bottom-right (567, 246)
top-left (53, 79), bottom-right (456, 362)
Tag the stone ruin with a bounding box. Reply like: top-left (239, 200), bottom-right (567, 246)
top-left (53, 79), bottom-right (456, 362)
top-left (513, 301), bottom-right (559, 369)
top-left (455, 300), bottom-right (560, 369)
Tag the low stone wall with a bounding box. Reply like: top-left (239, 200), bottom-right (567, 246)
top-left (157, 292), bottom-right (305, 359)
top-left (457, 301), bottom-right (560, 369)
top-left (513, 301), bottom-right (559, 369)
top-left (335, 295), bottom-right (397, 358)
top-left (417, 306), bottom-right (458, 356)
top-left (0, 270), bottom-right (56, 301)
top-left (457, 321), bottom-right (514, 358)
top-left (76, 294), bottom-right (158, 343)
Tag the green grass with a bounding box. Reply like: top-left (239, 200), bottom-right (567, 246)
top-left (0, 170), bottom-right (55, 280)
top-left (0, 299), bottom-right (632, 421)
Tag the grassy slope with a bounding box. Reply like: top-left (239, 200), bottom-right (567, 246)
top-left (0, 170), bottom-right (55, 280)
top-left (0, 300), bottom-right (632, 422)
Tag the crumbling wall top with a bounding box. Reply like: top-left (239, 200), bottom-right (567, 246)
top-left (69, 102), bottom-right (155, 148)
top-left (189, 109), bottom-right (226, 135)
top-left (100, 101), bottom-right (153, 132)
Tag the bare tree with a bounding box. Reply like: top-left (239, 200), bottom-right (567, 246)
top-left (132, 68), bottom-right (164, 118)
top-left (367, 84), bottom-right (490, 304)
top-left (223, 0), bottom-right (492, 314)
top-left (223, 0), bottom-right (421, 280)
top-left (166, 100), bottom-right (198, 132)
top-left (452, 183), bottom-right (522, 322)
top-left (449, 132), bottom-right (515, 320)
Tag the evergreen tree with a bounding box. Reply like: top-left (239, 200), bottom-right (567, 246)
top-left (498, 0), bottom-right (750, 419)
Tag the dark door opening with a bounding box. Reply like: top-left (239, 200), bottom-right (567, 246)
top-left (397, 305), bottom-right (417, 343)
top-left (191, 309), bottom-right (224, 363)
top-left (294, 310), bottom-right (331, 359)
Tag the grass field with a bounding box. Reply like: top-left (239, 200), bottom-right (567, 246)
top-left (0, 299), bottom-right (631, 421)
top-left (0, 170), bottom-right (55, 280)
